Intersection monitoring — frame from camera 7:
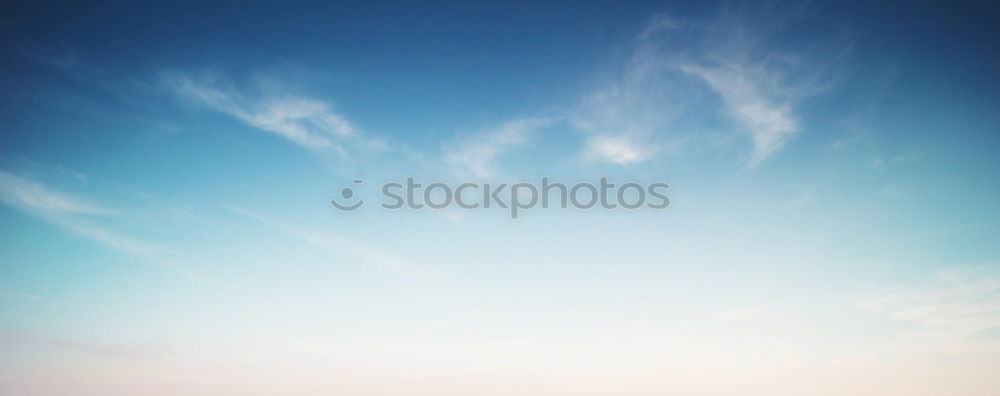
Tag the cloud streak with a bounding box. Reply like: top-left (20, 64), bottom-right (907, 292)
top-left (0, 168), bottom-right (178, 269)
top-left (848, 268), bottom-right (1000, 341)
top-left (0, 170), bottom-right (115, 216)
top-left (0, 332), bottom-right (164, 359)
top-left (166, 74), bottom-right (357, 150)
top-left (445, 117), bottom-right (551, 177)
top-left (228, 206), bottom-right (420, 276)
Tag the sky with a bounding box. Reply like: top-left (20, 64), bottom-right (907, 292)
top-left (2, 1), bottom-right (1000, 395)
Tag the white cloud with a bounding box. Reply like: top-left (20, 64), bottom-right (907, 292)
top-left (585, 135), bottom-right (650, 165)
top-left (571, 10), bottom-right (840, 167)
top-left (570, 25), bottom-right (672, 166)
top-left (671, 5), bottom-right (845, 166)
top-left (445, 117), bottom-right (551, 178)
top-left (679, 63), bottom-right (797, 165)
top-left (166, 74), bottom-right (356, 150)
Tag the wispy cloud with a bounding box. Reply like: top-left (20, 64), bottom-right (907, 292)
top-left (847, 268), bottom-right (1000, 341)
top-left (569, 17), bottom-right (680, 165)
top-left (571, 9), bottom-right (842, 166)
top-left (0, 287), bottom-right (42, 302)
top-left (165, 73), bottom-right (357, 151)
top-left (228, 206), bottom-right (420, 276)
top-left (0, 170), bottom-right (115, 216)
top-left (713, 305), bottom-right (774, 321)
top-left (0, 168), bottom-right (179, 269)
top-left (0, 331), bottom-right (164, 359)
top-left (445, 117), bottom-right (551, 177)
top-left (679, 63), bottom-right (797, 165)
top-left (672, 7), bottom-right (842, 165)
top-left (584, 135), bottom-right (651, 165)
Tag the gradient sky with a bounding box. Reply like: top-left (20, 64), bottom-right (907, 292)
top-left (2, 1), bottom-right (1000, 395)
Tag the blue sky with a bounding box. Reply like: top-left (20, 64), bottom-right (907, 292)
top-left (2, 1), bottom-right (1000, 394)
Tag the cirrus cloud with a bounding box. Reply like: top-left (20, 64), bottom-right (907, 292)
top-left (165, 73), bottom-right (357, 151)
